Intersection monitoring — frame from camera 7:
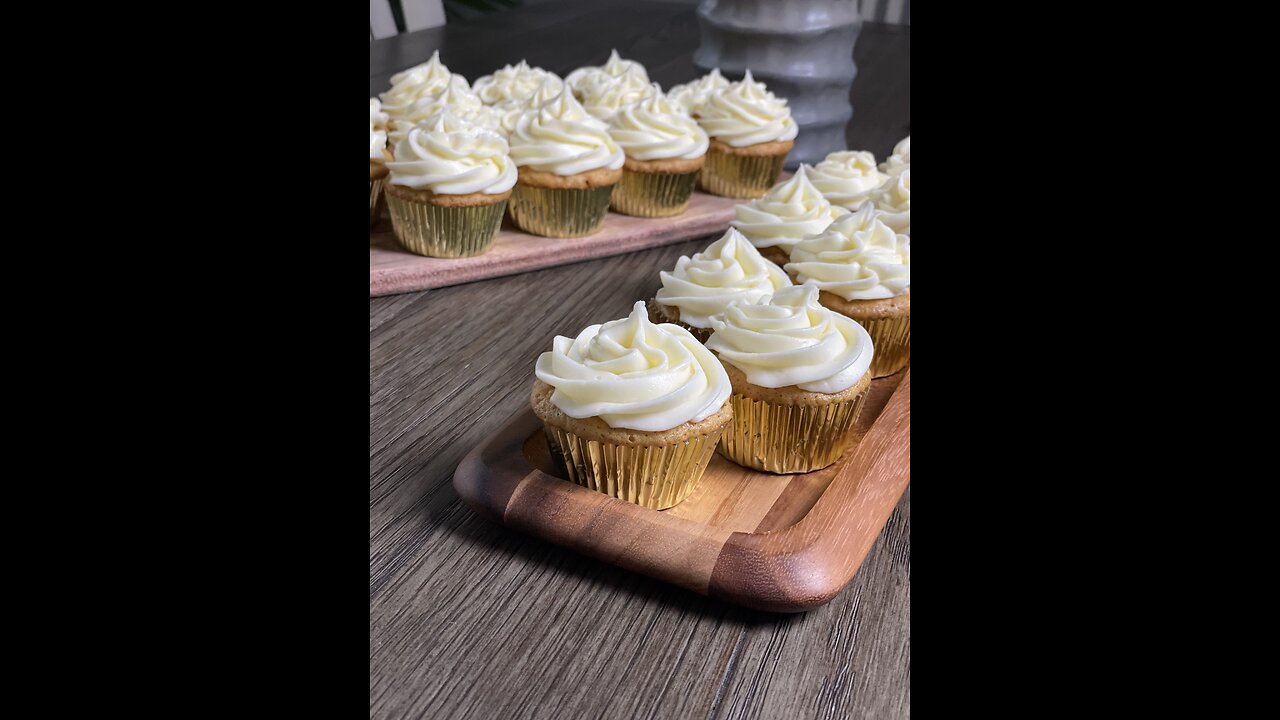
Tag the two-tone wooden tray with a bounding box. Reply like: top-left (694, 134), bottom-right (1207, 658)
top-left (454, 369), bottom-right (910, 613)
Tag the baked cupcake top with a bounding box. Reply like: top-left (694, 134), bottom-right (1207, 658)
top-left (472, 60), bottom-right (564, 106)
top-left (534, 301), bottom-right (731, 431)
top-left (380, 50), bottom-right (457, 117)
top-left (667, 69), bottom-right (730, 116)
top-left (806, 150), bottom-right (886, 210)
top-left (785, 204), bottom-right (910, 300)
top-left (655, 228), bottom-right (790, 329)
top-left (880, 136), bottom-right (910, 176)
top-left (706, 284), bottom-right (873, 393)
top-left (870, 168), bottom-right (910, 234)
top-left (697, 70), bottom-right (798, 147)
top-left (607, 86), bottom-right (709, 161)
top-left (508, 87), bottom-right (625, 175)
top-left (386, 120), bottom-right (517, 195)
top-left (730, 166), bottom-right (847, 252)
top-left (565, 49), bottom-right (650, 101)
top-left (581, 65), bottom-right (655, 121)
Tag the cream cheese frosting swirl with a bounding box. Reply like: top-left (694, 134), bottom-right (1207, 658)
top-left (581, 65), bottom-right (655, 120)
top-left (534, 301), bottom-right (731, 431)
top-left (381, 51), bottom-right (457, 117)
top-left (370, 99), bottom-right (389, 132)
top-left (880, 136), bottom-right (910, 176)
top-left (388, 77), bottom-right (493, 143)
top-left (806, 150), bottom-right (886, 210)
top-left (508, 87), bottom-right (624, 175)
top-left (494, 78), bottom-right (588, 135)
top-left (667, 69), bottom-right (730, 116)
top-left (387, 121), bottom-right (517, 195)
top-left (370, 100), bottom-right (388, 160)
top-left (706, 284), bottom-right (873, 393)
top-left (655, 228), bottom-right (790, 329)
top-left (697, 70), bottom-right (798, 147)
top-left (785, 204), bottom-right (910, 300)
top-left (607, 87), bottom-right (709, 161)
top-left (472, 60), bottom-right (564, 106)
top-left (565, 49), bottom-right (650, 101)
top-left (730, 166), bottom-right (847, 251)
top-left (870, 168), bottom-right (910, 234)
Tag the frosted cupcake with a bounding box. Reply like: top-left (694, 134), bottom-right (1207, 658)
top-left (806, 150), bottom-right (886, 211)
top-left (532, 301), bottom-right (732, 510)
top-left (507, 87), bottom-right (625, 237)
top-left (384, 115), bottom-right (517, 257)
top-left (472, 60), bottom-right (564, 107)
top-left (607, 86), bottom-right (709, 217)
top-left (667, 69), bottom-right (730, 117)
top-left (706, 284), bottom-right (874, 474)
top-left (379, 50), bottom-right (457, 120)
top-left (880, 136), bottom-right (910, 176)
top-left (696, 71), bottom-right (798, 198)
top-left (870, 168), bottom-right (910, 234)
top-left (565, 49), bottom-right (650, 102)
top-left (370, 99), bottom-right (393, 226)
top-left (581, 65), bottom-right (654, 121)
top-left (650, 227), bottom-right (789, 342)
top-left (730, 166), bottom-right (847, 267)
top-left (785, 204), bottom-right (910, 377)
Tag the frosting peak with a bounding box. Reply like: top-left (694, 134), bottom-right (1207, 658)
top-left (381, 51), bottom-right (457, 116)
top-left (785, 204), bottom-right (910, 300)
top-left (806, 150), bottom-right (887, 210)
top-left (472, 61), bottom-right (564, 106)
top-left (880, 136), bottom-right (910, 176)
top-left (731, 166), bottom-right (847, 251)
top-left (534, 301), bottom-right (731, 431)
top-left (508, 86), bottom-right (624, 175)
top-left (706, 284), bottom-right (873, 393)
top-left (870, 168), bottom-right (910, 234)
top-left (607, 86), bottom-right (709, 161)
top-left (387, 123), bottom-right (517, 195)
top-left (697, 70), bottom-right (798, 147)
top-left (668, 69), bottom-right (730, 116)
top-left (655, 228), bottom-right (791, 329)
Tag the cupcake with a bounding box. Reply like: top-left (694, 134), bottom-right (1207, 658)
top-left (506, 87), bottom-right (625, 237)
top-left (696, 70), bottom-right (798, 198)
top-left (650, 227), bottom-right (790, 342)
top-left (387, 76), bottom-right (498, 145)
top-left (384, 115), bottom-right (517, 258)
top-left (806, 150), bottom-right (887, 212)
top-left (729, 165), bottom-right (847, 266)
top-left (785, 204), bottom-right (910, 377)
top-left (607, 86), bottom-right (709, 217)
top-left (472, 60), bottom-right (564, 107)
top-left (706, 284), bottom-right (874, 474)
top-left (532, 301), bottom-right (732, 509)
top-left (667, 68), bottom-right (730, 117)
top-left (870, 167), bottom-right (910, 234)
top-left (880, 135), bottom-right (910, 176)
top-left (564, 49), bottom-right (650, 102)
top-left (379, 50), bottom-right (457, 120)
top-left (580, 65), bottom-right (654, 122)
top-left (370, 99), bottom-right (392, 227)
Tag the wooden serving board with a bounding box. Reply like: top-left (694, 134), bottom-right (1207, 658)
top-left (369, 175), bottom-right (791, 297)
top-left (454, 369), bottom-right (910, 613)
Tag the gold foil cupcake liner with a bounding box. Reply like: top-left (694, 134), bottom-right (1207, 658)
top-left (698, 152), bottom-right (787, 198)
top-left (508, 184), bottom-right (615, 237)
top-left (543, 423), bottom-right (725, 510)
top-left (385, 193), bottom-right (506, 258)
top-left (610, 169), bottom-right (700, 217)
top-left (860, 315), bottom-right (911, 378)
top-left (369, 177), bottom-right (385, 227)
top-left (718, 390), bottom-right (869, 474)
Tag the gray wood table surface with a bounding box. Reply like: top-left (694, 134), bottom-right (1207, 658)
top-left (370, 3), bottom-right (910, 717)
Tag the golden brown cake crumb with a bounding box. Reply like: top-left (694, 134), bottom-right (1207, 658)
top-left (385, 182), bottom-right (512, 207)
top-left (623, 155), bottom-right (706, 174)
top-left (531, 379), bottom-right (731, 447)
top-left (812, 290), bottom-right (911, 322)
top-left (517, 165), bottom-right (624, 189)
top-left (708, 138), bottom-right (795, 157)
top-left (717, 356), bottom-right (872, 407)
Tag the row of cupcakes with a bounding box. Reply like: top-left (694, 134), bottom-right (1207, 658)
top-left (369, 51), bottom-right (799, 257)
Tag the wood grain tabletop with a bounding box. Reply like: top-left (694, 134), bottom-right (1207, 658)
top-left (370, 3), bottom-right (910, 717)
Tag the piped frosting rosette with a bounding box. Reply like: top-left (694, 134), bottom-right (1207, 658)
top-left (870, 168), bottom-right (910, 234)
top-left (730, 166), bottom-right (847, 252)
top-left (508, 87), bottom-right (624, 175)
top-left (785, 204), bottom-right (910, 301)
top-left (386, 118), bottom-right (517, 196)
top-left (806, 150), bottom-right (886, 211)
top-left (380, 50), bottom-right (458, 117)
top-left (565, 50), bottom-right (650, 100)
top-left (655, 228), bottom-right (790, 330)
top-left (697, 70), bottom-right (797, 147)
top-left (472, 60), bottom-right (564, 106)
top-left (880, 136), bottom-right (910, 176)
top-left (668, 68), bottom-right (730, 116)
top-left (607, 87), bottom-right (708, 161)
top-left (581, 65), bottom-right (655, 121)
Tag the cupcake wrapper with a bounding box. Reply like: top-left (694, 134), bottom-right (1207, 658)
top-left (508, 184), bottom-right (615, 237)
top-left (386, 193), bottom-right (506, 258)
top-left (543, 422), bottom-right (725, 510)
top-left (610, 169), bottom-right (700, 217)
top-left (698, 152), bottom-right (787, 198)
top-left (717, 390), bottom-right (869, 474)
top-left (369, 177), bottom-right (385, 227)
top-left (860, 315), bottom-right (911, 378)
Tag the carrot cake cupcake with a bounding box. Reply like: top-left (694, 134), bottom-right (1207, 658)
top-left (532, 301), bottom-right (732, 509)
top-left (806, 150), bottom-right (887, 212)
top-left (785, 204), bottom-right (910, 377)
top-left (607, 86), bottom-right (708, 217)
top-left (667, 68), bottom-right (730, 117)
top-left (706, 283), bottom-right (874, 473)
top-left (729, 166), bottom-right (846, 266)
top-left (695, 70), bottom-right (798, 198)
top-left (370, 99), bottom-right (392, 226)
top-left (506, 87), bottom-right (625, 237)
top-left (650, 227), bottom-right (790, 342)
top-left (384, 116), bottom-right (516, 257)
